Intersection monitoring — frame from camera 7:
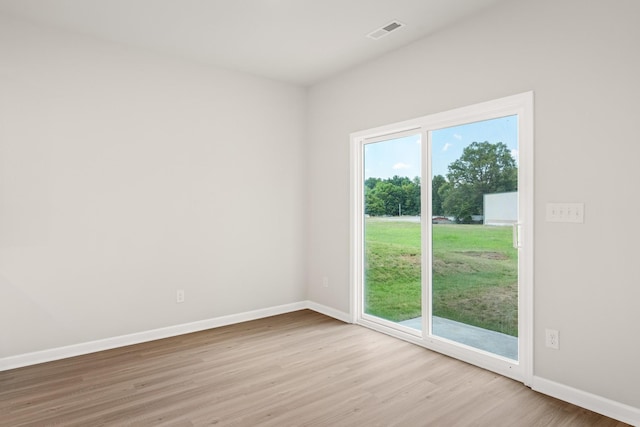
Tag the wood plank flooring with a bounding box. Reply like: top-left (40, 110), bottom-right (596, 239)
top-left (0, 310), bottom-right (630, 426)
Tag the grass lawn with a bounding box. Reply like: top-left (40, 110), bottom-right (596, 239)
top-left (364, 218), bottom-right (518, 336)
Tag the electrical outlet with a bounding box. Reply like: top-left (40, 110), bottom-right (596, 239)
top-left (322, 277), bottom-right (329, 288)
top-left (545, 328), bottom-right (559, 349)
top-left (176, 289), bottom-right (185, 303)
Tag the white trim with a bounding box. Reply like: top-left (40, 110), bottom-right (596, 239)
top-left (519, 91), bottom-right (535, 385)
top-left (1, 301), bottom-right (328, 372)
top-left (350, 92), bottom-right (534, 385)
top-left (1, 302), bottom-right (637, 425)
top-left (350, 135), bottom-right (364, 325)
top-left (358, 317), bottom-right (522, 381)
top-left (532, 376), bottom-right (640, 426)
top-left (306, 301), bottom-right (353, 323)
top-left (363, 127), bottom-right (422, 144)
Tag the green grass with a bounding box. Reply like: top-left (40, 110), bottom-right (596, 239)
top-left (364, 219), bottom-right (518, 336)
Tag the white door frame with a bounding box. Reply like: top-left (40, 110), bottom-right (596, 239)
top-left (350, 92), bottom-right (534, 385)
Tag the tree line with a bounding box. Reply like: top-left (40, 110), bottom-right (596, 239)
top-left (365, 141), bottom-right (517, 223)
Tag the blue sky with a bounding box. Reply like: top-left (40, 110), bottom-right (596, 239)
top-left (364, 133), bottom-right (422, 180)
top-left (364, 115), bottom-right (518, 180)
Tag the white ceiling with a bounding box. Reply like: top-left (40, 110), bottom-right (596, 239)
top-left (0, 0), bottom-right (507, 86)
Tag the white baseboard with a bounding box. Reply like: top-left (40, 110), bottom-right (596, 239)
top-left (3, 305), bottom-right (637, 426)
top-left (532, 376), bottom-right (640, 426)
top-left (305, 301), bottom-right (353, 323)
top-left (0, 301), bottom-right (308, 372)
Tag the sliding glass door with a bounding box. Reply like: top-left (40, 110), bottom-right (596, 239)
top-left (352, 93), bottom-right (533, 383)
top-left (361, 131), bottom-right (422, 333)
top-left (429, 116), bottom-right (519, 360)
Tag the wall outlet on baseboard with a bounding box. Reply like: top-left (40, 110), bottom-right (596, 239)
top-left (176, 289), bottom-right (185, 303)
top-left (545, 328), bottom-right (559, 349)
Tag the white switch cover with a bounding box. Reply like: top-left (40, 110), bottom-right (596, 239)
top-left (546, 203), bottom-right (584, 223)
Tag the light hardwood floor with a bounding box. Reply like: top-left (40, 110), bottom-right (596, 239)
top-left (0, 310), bottom-right (629, 426)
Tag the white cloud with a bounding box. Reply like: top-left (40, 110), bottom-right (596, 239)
top-left (442, 142), bottom-right (453, 152)
top-left (453, 133), bottom-right (463, 140)
top-left (392, 162), bottom-right (411, 170)
top-left (511, 149), bottom-right (519, 164)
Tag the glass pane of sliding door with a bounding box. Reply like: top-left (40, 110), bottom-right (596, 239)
top-left (430, 116), bottom-right (519, 360)
top-left (354, 93), bottom-right (533, 382)
top-left (363, 132), bottom-right (422, 331)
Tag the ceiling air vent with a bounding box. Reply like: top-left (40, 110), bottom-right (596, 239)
top-left (367, 21), bottom-right (405, 40)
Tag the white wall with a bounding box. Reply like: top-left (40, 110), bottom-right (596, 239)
top-left (307, 0), bottom-right (640, 410)
top-left (2, 0), bottom-right (639, 417)
top-left (0, 16), bottom-right (307, 358)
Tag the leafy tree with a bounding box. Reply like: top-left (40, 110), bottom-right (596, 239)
top-left (364, 176), bottom-right (421, 216)
top-left (387, 175), bottom-right (411, 188)
top-left (364, 186), bottom-right (385, 216)
top-left (364, 177), bottom-right (381, 190)
top-left (438, 181), bottom-right (452, 214)
top-left (442, 184), bottom-right (476, 223)
top-left (402, 176), bottom-right (421, 216)
top-left (444, 141), bottom-right (517, 223)
top-left (431, 175), bottom-right (447, 216)
top-left (374, 181), bottom-right (404, 215)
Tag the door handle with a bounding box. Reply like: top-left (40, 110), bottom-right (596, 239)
top-left (512, 223), bottom-right (522, 249)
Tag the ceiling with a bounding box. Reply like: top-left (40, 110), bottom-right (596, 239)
top-left (0, 0), bottom-right (507, 86)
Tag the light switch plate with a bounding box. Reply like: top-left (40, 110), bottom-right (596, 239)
top-left (546, 203), bottom-right (584, 223)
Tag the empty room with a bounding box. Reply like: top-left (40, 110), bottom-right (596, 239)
top-left (1, 0), bottom-right (639, 425)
